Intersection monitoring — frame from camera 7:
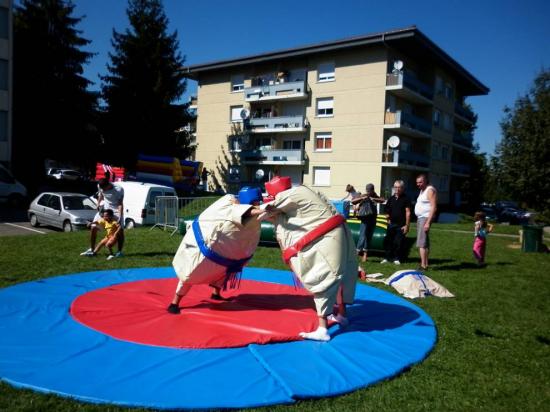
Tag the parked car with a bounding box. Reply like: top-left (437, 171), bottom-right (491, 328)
top-left (48, 169), bottom-right (83, 181)
top-left (28, 192), bottom-right (97, 232)
top-left (479, 205), bottom-right (498, 221)
top-left (114, 181), bottom-right (177, 228)
top-left (0, 164), bottom-right (27, 207)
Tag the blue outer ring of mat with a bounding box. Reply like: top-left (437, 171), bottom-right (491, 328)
top-left (0, 267), bottom-right (437, 410)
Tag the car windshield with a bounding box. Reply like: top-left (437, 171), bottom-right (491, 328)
top-left (62, 196), bottom-right (96, 210)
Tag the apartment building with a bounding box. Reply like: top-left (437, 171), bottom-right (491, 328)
top-left (0, 0), bottom-right (11, 167)
top-left (182, 26), bottom-right (488, 204)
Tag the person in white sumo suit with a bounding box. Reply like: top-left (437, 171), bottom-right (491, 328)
top-left (167, 187), bottom-right (263, 314)
top-left (263, 176), bottom-right (358, 341)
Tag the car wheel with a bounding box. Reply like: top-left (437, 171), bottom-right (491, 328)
top-left (63, 220), bottom-right (73, 232)
top-left (125, 218), bottom-right (135, 230)
top-left (30, 214), bottom-right (40, 227)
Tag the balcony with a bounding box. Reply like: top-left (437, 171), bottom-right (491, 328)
top-left (245, 80), bottom-right (308, 102)
top-left (453, 131), bottom-right (473, 148)
top-left (248, 115), bottom-right (307, 133)
top-left (451, 163), bottom-right (471, 176)
top-left (386, 73), bottom-right (434, 105)
top-left (454, 102), bottom-right (475, 123)
top-left (384, 110), bottom-right (432, 138)
top-left (239, 148), bottom-right (305, 165)
top-left (381, 149), bottom-right (430, 169)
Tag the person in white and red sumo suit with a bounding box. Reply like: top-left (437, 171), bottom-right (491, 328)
top-left (262, 176), bottom-right (357, 341)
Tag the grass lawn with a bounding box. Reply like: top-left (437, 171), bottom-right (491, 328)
top-left (1, 223), bottom-right (549, 411)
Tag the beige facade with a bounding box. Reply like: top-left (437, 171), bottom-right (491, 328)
top-left (186, 27), bottom-right (488, 204)
top-left (0, 0), bottom-right (11, 166)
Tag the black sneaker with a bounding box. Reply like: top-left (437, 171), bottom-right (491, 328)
top-left (167, 303), bottom-right (180, 314)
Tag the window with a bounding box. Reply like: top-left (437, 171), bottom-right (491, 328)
top-left (0, 59), bottom-right (7, 90)
top-left (0, 111), bottom-right (6, 142)
top-left (37, 194), bottom-right (51, 207)
top-left (231, 74), bottom-right (244, 92)
top-left (432, 142), bottom-right (441, 159)
top-left (48, 195), bottom-right (61, 211)
top-left (314, 133), bottom-right (332, 151)
top-left (230, 105), bottom-right (243, 123)
top-left (148, 190), bottom-right (163, 208)
top-left (283, 139), bottom-right (302, 150)
top-left (433, 109), bottom-right (441, 127)
top-left (318, 62), bottom-right (335, 82)
top-left (443, 113), bottom-right (453, 131)
top-left (316, 98), bottom-right (334, 117)
top-left (0, 167), bottom-right (14, 183)
top-left (229, 136), bottom-right (243, 152)
top-left (441, 145), bottom-right (449, 160)
top-left (255, 137), bottom-right (271, 149)
top-left (0, 8), bottom-right (7, 39)
top-left (435, 76), bottom-right (444, 94)
top-left (444, 83), bottom-right (453, 100)
top-left (313, 167), bottom-right (330, 186)
top-left (228, 166), bottom-right (240, 182)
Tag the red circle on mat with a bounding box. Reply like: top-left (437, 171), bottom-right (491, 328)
top-left (70, 278), bottom-right (318, 349)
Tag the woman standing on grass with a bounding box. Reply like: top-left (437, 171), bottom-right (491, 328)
top-left (473, 211), bottom-right (493, 266)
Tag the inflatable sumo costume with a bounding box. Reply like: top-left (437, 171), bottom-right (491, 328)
top-left (168, 187), bottom-right (263, 314)
top-left (264, 176), bottom-right (358, 341)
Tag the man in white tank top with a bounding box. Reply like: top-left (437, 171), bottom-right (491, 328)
top-left (414, 174), bottom-right (437, 270)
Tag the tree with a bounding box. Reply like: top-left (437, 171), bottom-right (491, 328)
top-left (12, 0), bottom-right (98, 187)
top-left (101, 0), bottom-right (188, 168)
top-left (493, 69), bottom-right (550, 220)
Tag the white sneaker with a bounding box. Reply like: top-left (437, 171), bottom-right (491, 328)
top-left (380, 259), bottom-right (388, 264)
top-left (114, 251), bottom-right (124, 258)
top-left (80, 248), bottom-right (93, 256)
top-left (393, 260), bottom-right (401, 265)
top-left (106, 254), bottom-right (115, 260)
top-left (299, 327), bottom-right (331, 342)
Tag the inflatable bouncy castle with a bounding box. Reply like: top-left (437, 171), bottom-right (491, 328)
top-left (95, 163), bottom-right (126, 182)
top-left (136, 154), bottom-right (202, 192)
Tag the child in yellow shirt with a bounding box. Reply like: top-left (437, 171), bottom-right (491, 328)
top-left (87, 209), bottom-right (122, 260)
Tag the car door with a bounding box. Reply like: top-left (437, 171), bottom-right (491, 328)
top-left (44, 195), bottom-right (63, 228)
top-left (145, 189), bottom-right (164, 224)
top-left (34, 194), bottom-right (51, 224)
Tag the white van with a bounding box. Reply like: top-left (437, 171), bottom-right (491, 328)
top-left (111, 181), bottom-right (177, 228)
top-left (0, 164), bottom-right (28, 207)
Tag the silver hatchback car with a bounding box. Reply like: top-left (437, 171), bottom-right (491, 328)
top-left (28, 192), bottom-right (97, 232)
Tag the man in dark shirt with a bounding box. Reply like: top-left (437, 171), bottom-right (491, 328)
top-left (381, 180), bottom-right (411, 264)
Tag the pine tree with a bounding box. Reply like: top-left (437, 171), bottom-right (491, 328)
top-left (13, 0), bottom-right (98, 186)
top-left (494, 69), bottom-right (550, 220)
top-left (101, 0), bottom-right (188, 168)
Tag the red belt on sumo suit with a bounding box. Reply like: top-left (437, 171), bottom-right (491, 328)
top-left (282, 214), bottom-right (346, 265)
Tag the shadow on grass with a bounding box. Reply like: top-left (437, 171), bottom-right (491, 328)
top-left (129, 252), bottom-right (176, 258)
top-left (437, 261), bottom-right (513, 271)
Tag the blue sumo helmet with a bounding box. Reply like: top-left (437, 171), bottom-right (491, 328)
top-left (238, 187), bottom-right (262, 205)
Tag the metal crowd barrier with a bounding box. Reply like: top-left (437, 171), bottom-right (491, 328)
top-left (151, 196), bottom-right (219, 235)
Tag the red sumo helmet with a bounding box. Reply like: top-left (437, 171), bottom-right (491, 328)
top-left (265, 176), bottom-right (291, 197)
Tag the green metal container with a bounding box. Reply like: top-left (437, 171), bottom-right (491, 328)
top-left (522, 225), bottom-right (543, 252)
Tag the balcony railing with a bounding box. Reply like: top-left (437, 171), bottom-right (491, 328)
top-left (248, 115), bottom-right (306, 133)
top-left (386, 73), bottom-right (434, 101)
top-left (239, 148), bottom-right (304, 164)
top-left (453, 131), bottom-right (473, 147)
top-left (454, 102), bottom-right (475, 122)
top-left (384, 110), bottom-right (432, 136)
top-left (451, 163), bottom-right (471, 175)
top-left (381, 149), bottom-right (430, 169)
top-left (244, 80), bottom-right (308, 102)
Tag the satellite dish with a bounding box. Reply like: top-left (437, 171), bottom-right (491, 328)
top-left (240, 108), bottom-right (250, 119)
top-left (393, 60), bottom-right (404, 71)
top-left (387, 135), bottom-right (400, 148)
top-left (255, 169), bottom-right (265, 180)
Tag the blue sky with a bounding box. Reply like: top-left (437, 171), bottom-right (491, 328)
top-left (72, 0), bottom-right (550, 155)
